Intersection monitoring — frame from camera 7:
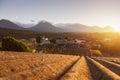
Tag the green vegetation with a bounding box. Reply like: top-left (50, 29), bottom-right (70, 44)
top-left (37, 44), bottom-right (54, 52)
top-left (1, 36), bottom-right (31, 52)
top-left (0, 42), bottom-right (2, 50)
top-left (99, 39), bottom-right (120, 56)
top-left (50, 39), bottom-right (56, 44)
top-left (36, 36), bottom-right (42, 43)
top-left (36, 44), bottom-right (67, 54)
top-left (1, 28), bottom-right (120, 56)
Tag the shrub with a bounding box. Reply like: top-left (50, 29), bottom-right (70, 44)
top-left (41, 44), bottom-right (54, 51)
top-left (0, 42), bottom-right (1, 50)
top-left (2, 36), bottom-right (31, 52)
top-left (36, 36), bottom-right (42, 44)
top-left (50, 39), bottom-right (56, 44)
top-left (91, 50), bottom-right (102, 57)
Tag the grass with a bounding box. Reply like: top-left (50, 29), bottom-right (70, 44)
top-left (87, 57), bottom-right (120, 80)
top-left (0, 51), bottom-right (120, 80)
top-left (0, 52), bottom-right (79, 80)
top-left (61, 56), bottom-right (93, 80)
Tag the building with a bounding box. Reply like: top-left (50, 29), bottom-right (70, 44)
top-left (75, 39), bottom-right (86, 44)
top-left (20, 39), bottom-right (27, 42)
top-left (40, 40), bottom-right (51, 45)
top-left (56, 39), bottom-right (68, 44)
top-left (30, 38), bottom-right (36, 42)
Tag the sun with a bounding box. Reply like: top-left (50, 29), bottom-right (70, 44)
top-left (114, 27), bottom-right (120, 32)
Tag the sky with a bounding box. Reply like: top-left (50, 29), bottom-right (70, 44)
top-left (0, 0), bottom-right (120, 31)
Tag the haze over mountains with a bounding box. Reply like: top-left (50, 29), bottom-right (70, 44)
top-left (56, 23), bottom-right (114, 32)
top-left (0, 19), bottom-right (114, 32)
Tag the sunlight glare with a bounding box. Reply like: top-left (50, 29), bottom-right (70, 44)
top-left (115, 27), bottom-right (120, 32)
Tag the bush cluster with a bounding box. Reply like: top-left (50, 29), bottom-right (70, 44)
top-left (2, 36), bottom-right (31, 52)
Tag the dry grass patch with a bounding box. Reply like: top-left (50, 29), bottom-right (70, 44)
top-left (0, 52), bottom-right (79, 80)
top-left (87, 57), bottom-right (120, 80)
top-left (61, 56), bottom-right (93, 80)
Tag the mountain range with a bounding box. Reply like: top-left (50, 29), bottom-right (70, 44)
top-left (56, 23), bottom-right (114, 32)
top-left (0, 19), bottom-right (23, 30)
top-left (27, 21), bottom-right (64, 32)
top-left (0, 19), bottom-right (115, 32)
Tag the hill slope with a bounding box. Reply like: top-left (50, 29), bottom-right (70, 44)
top-left (0, 19), bottom-right (115, 32)
top-left (28, 21), bottom-right (64, 32)
top-left (0, 19), bottom-right (23, 30)
top-left (56, 23), bottom-right (114, 32)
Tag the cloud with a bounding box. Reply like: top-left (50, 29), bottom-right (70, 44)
top-left (30, 20), bottom-right (35, 22)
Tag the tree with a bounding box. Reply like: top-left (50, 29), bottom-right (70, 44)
top-left (50, 39), bottom-right (56, 44)
top-left (0, 42), bottom-right (1, 50)
top-left (36, 36), bottom-right (42, 44)
top-left (2, 36), bottom-right (31, 52)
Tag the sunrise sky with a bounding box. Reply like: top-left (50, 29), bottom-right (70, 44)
top-left (0, 0), bottom-right (120, 31)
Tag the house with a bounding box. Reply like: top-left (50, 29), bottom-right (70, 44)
top-left (43, 37), bottom-right (48, 40)
top-left (75, 39), bottom-right (86, 44)
top-left (20, 39), bottom-right (27, 41)
top-left (30, 38), bottom-right (36, 42)
top-left (40, 40), bottom-right (51, 45)
top-left (56, 39), bottom-right (68, 44)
